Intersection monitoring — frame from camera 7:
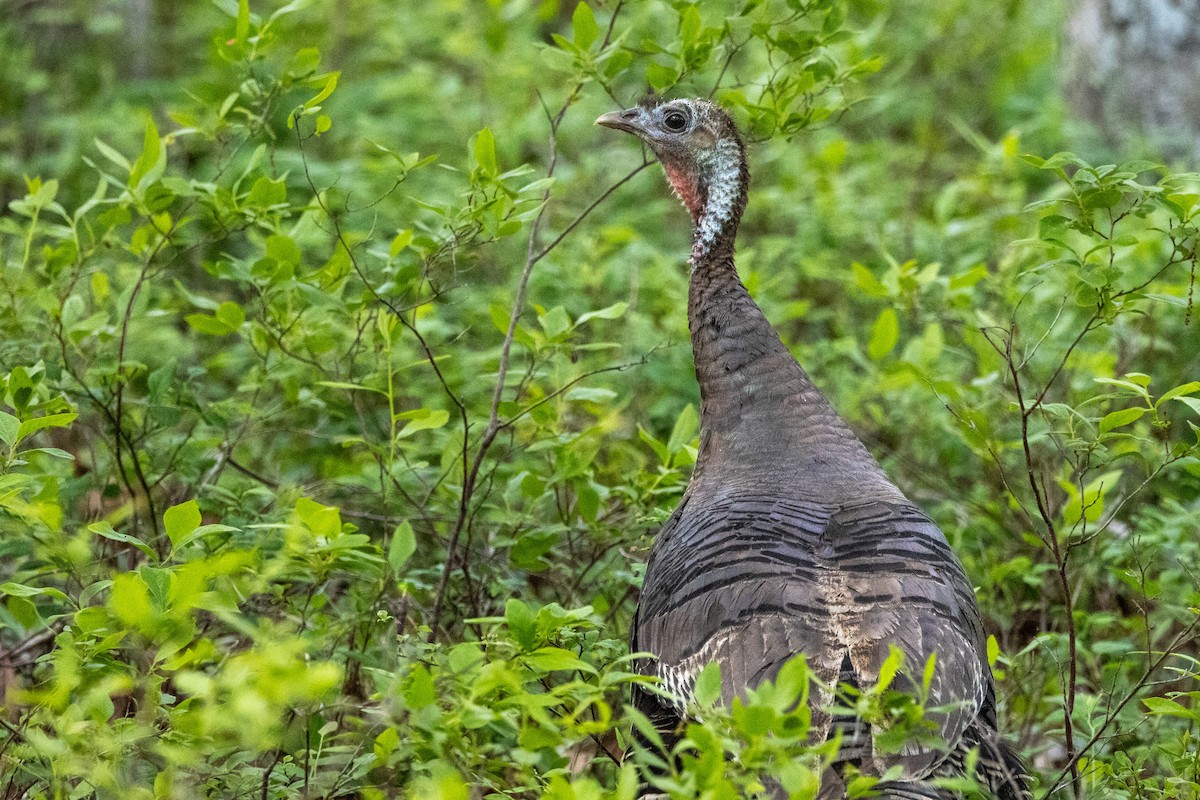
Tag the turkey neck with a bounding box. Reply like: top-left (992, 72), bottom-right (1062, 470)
top-left (685, 180), bottom-right (895, 498)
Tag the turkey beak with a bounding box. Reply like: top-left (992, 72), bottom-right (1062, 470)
top-left (596, 107), bottom-right (647, 136)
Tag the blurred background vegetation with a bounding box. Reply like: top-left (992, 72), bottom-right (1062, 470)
top-left (1, 0), bottom-right (1199, 797)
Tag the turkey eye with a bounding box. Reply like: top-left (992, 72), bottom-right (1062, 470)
top-left (664, 111), bottom-right (688, 131)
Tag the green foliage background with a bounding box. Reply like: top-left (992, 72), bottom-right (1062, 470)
top-left (1, 0), bottom-right (1199, 798)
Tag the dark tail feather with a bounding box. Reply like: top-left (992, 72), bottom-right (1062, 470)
top-left (978, 735), bottom-right (1032, 800)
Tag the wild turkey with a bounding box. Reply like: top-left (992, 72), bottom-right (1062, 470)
top-left (597, 97), bottom-right (1029, 799)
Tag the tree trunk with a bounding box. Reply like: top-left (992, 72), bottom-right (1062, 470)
top-left (1064, 0), bottom-right (1200, 162)
top-left (122, 0), bottom-right (155, 80)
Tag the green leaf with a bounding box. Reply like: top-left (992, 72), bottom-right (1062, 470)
top-left (624, 706), bottom-right (667, 753)
top-left (852, 262), bottom-right (890, 298)
top-left (215, 301), bottom-right (245, 330)
top-left (29, 178), bottom-right (57, 207)
top-left (447, 642), bottom-right (483, 674)
top-left (186, 313), bottom-right (236, 336)
top-left (388, 521), bottom-right (416, 573)
top-left (489, 302), bottom-right (513, 335)
top-left (0, 411), bottom-right (17, 448)
top-left (90, 522), bottom-right (156, 559)
top-left (294, 497), bottom-right (341, 538)
top-left (680, 5), bottom-right (701, 42)
top-left (16, 412), bottom-right (77, 443)
top-left (868, 307), bottom-right (899, 360)
top-left (1083, 188), bottom-right (1123, 209)
top-left (6, 367), bottom-right (37, 412)
top-left (1175, 396), bottom-right (1200, 417)
top-left (576, 481), bottom-right (600, 521)
top-left (667, 404), bottom-right (698, 454)
top-left (854, 55), bottom-right (884, 75)
top-left (565, 386), bottom-right (616, 403)
top-left (773, 654), bottom-right (810, 708)
top-left (7, 596), bottom-right (40, 629)
top-left (235, 0), bottom-right (250, 41)
top-left (403, 664), bottom-right (436, 708)
top-left (473, 127), bottom-right (497, 176)
top-left (506, 598), bottom-right (537, 650)
top-left (266, 234), bottom-right (300, 268)
top-left (267, 0), bottom-right (308, 24)
top-left (128, 116), bottom-right (165, 191)
top-left (822, 2), bottom-right (846, 33)
top-left (94, 138), bottom-right (131, 172)
top-left (1157, 381), bottom-right (1200, 407)
top-left (1143, 696), bottom-right (1199, 719)
top-left (373, 727), bottom-right (400, 761)
top-left (396, 408), bottom-right (450, 437)
top-left (389, 229), bottom-right (413, 257)
top-left (638, 425), bottom-right (670, 465)
top-left (1094, 377), bottom-right (1151, 399)
top-left (877, 645), bottom-right (904, 692)
top-left (575, 301), bottom-right (628, 326)
top-left (0, 582), bottom-right (70, 602)
top-left (614, 764), bottom-right (640, 800)
top-left (692, 662), bottom-right (722, 707)
top-left (316, 380), bottom-right (385, 395)
top-left (538, 306), bottom-right (570, 338)
top-left (986, 635), bottom-right (999, 668)
top-left (1038, 214), bottom-right (1070, 242)
top-left (303, 72), bottom-right (340, 110)
top-left (948, 264), bottom-right (989, 292)
top-left (732, 702), bottom-right (774, 736)
top-left (163, 500), bottom-right (202, 547)
top-left (525, 646), bottom-right (596, 674)
top-left (247, 176), bottom-right (287, 207)
top-left (286, 46), bottom-right (321, 78)
top-left (646, 61), bottom-right (677, 92)
top-left (171, 523), bottom-right (238, 551)
top-left (22, 447), bottom-right (75, 461)
top-left (1041, 151), bottom-right (1085, 170)
top-left (922, 652), bottom-right (938, 692)
top-left (1166, 193), bottom-right (1198, 213)
top-left (572, 2), bottom-right (599, 49)
top-left (90, 272), bottom-right (110, 304)
top-left (1099, 406), bottom-right (1146, 434)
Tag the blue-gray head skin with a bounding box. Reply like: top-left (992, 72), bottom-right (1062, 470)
top-left (596, 96), bottom-right (749, 261)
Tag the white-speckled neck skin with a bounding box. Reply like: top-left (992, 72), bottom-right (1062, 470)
top-left (690, 137), bottom-right (745, 265)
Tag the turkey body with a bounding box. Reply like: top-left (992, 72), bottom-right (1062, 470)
top-left (637, 492), bottom-right (986, 758)
top-left (598, 97), bottom-right (1028, 799)
top-left (634, 251), bottom-right (1003, 796)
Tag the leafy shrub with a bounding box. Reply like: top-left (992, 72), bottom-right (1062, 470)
top-left (1, 1), bottom-right (1198, 798)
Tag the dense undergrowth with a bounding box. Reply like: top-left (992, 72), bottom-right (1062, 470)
top-left (1, 1), bottom-right (1199, 798)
